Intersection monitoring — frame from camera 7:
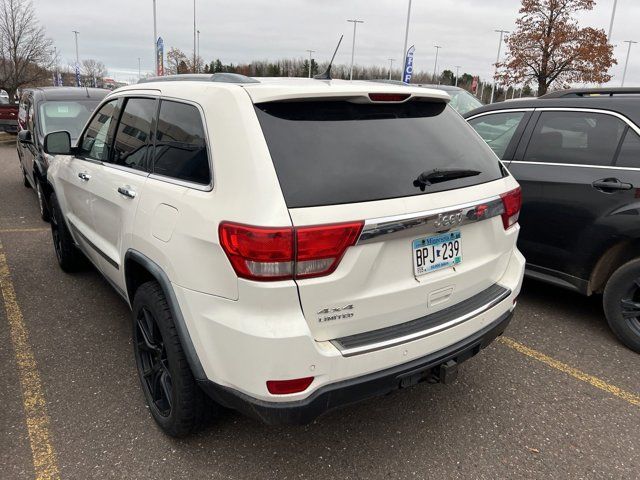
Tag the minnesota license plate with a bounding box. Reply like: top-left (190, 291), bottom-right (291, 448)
top-left (412, 231), bottom-right (462, 276)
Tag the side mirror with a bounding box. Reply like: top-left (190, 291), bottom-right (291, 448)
top-left (43, 131), bottom-right (72, 155)
top-left (17, 129), bottom-right (31, 144)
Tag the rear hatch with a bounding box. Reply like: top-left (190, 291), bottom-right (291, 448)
top-left (253, 92), bottom-right (518, 344)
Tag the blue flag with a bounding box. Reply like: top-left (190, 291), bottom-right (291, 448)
top-left (75, 63), bottom-right (81, 87)
top-left (403, 45), bottom-right (415, 84)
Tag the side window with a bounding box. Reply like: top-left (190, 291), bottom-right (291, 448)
top-left (111, 97), bottom-right (157, 171)
top-left (153, 100), bottom-right (210, 185)
top-left (467, 111), bottom-right (526, 159)
top-left (615, 129), bottom-right (640, 168)
top-left (523, 111), bottom-right (626, 166)
top-left (79, 100), bottom-right (118, 161)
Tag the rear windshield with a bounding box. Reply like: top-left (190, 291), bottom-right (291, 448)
top-left (255, 100), bottom-right (503, 208)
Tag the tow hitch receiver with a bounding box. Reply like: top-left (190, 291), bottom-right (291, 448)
top-left (438, 360), bottom-right (458, 384)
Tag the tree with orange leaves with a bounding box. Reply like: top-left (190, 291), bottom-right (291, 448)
top-left (496, 0), bottom-right (616, 95)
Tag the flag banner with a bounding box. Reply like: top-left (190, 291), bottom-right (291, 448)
top-left (157, 37), bottom-right (164, 76)
top-left (57, 72), bottom-right (63, 87)
top-left (403, 45), bottom-right (415, 84)
top-left (75, 63), bottom-right (81, 87)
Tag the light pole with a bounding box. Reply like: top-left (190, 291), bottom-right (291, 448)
top-left (401, 0), bottom-right (412, 80)
top-left (608, 0), bottom-right (618, 41)
top-left (621, 40), bottom-right (638, 87)
top-left (197, 29), bottom-right (200, 72)
top-left (490, 29), bottom-right (509, 104)
top-left (72, 30), bottom-right (79, 66)
top-left (152, 0), bottom-right (157, 75)
top-left (306, 49), bottom-right (315, 78)
top-left (72, 31), bottom-right (80, 86)
top-left (433, 45), bottom-right (441, 83)
top-left (193, 0), bottom-right (197, 73)
top-left (138, 57), bottom-right (141, 79)
top-left (455, 65), bottom-right (461, 86)
top-left (347, 19), bottom-right (364, 81)
top-left (388, 58), bottom-right (395, 80)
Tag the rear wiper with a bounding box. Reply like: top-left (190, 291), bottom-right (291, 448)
top-left (413, 168), bottom-right (481, 191)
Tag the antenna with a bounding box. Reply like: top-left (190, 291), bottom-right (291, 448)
top-left (314, 34), bottom-right (343, 80)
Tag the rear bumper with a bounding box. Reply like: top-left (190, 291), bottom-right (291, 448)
top-left (198, 309), bottom-right (513, 425)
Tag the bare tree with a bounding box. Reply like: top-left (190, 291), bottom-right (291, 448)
top-left (0, 0), bottom-right (54, 101)
top-left (166, 46), bottom-right (203, 75)
top-left (81, 58), bottom-right (107, 80)
top-left (166, 47), bottom-right (188, 75)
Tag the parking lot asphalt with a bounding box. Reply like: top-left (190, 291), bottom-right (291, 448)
top-left (0, 143), bottom-right (638, 480)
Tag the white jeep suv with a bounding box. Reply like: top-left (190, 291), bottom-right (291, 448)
top-left (43, 74), bottom-right (525, 437)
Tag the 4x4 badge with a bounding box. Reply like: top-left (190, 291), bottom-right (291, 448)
top-left (317, 304), bottom-right (355, 323)
top-left (317, 304), bottom-right (354, 315)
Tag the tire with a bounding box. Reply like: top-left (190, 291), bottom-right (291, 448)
top-left (132, 281), bottom-right (217, 437)
top-left (22, 166), bottom-right (30, 188)
top-left (49, 192), bottom-right (84, 272)
top-left (603, 258), bottom-right (640, 353)
top-left (35, 177), bottom-right (50, 222)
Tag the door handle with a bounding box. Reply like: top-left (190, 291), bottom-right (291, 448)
top-left (117, 186), bottom-right (137, 199)
top-left (78, 172), bottom-right (91, 181)
top-left (592, 178), bottom-right (633, 192)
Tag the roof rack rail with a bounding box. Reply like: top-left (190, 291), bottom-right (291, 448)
top-left (540, 87), bottom-right (640, 99)
top-left (137, 73), bottom-right (260, 84)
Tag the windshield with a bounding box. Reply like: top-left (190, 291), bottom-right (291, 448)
top-left (447, 90), bottom-right (483, 115)
top-left (255, 100), bottom-right (503, 208)
top-left (38, 100), bottom-right (100, 140)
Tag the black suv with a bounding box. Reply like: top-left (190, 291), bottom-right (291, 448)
top-left (17, 87), bottom-right (108, 220)
top-left (464, 88), bottom-right (640, 352)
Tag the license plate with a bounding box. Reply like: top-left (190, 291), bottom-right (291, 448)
top-left (412, 231), bottom-right (462, 276)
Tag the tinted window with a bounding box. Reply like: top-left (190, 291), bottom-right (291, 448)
top-left (468, 111), bottom-right (526, 159)
top-left (111, 98), bottom-right (156, 171)
top-left (256, 100), bottom-right (503, 208)
top-left (38, 100), bottom-right (100, 141)
top-left (80, 100), bottom-right (118, 161)
top-left (153, 100), bottom-right (210, 185)
top-left (616, 129), bottom-right (640, 168)
top-left (524, 111), bottom-right (626, 166)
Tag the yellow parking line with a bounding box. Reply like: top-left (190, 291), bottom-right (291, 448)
top-left (0, 239), bottom-right (60, 480)
top-left (499, 336), bottom-right (640, 407)
top-left (0, 228), bottom-right (49, 233)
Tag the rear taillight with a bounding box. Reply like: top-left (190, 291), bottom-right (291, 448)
top-left (218, 223), bottom-right (294, 281)
top-left (296, 222), bottom-right (363, 279)
top-left (500, 187), bottom-right (522, 230)
top-left (219, 221), bottom-right (363, 281)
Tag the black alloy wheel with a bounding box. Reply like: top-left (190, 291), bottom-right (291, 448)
top-left (131, 281), bottom-right (216, 437)
top-left (620, 280), bottom-right (640, 339)
top-left (48, 192), bottom-right (84, 271)
top-left (134, 306), bottom-right (173, 417)
top-left (604, 258), bottom-right (640, 353)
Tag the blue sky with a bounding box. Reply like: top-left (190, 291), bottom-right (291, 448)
top-left (36, 0), bottom-right (640, 87)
